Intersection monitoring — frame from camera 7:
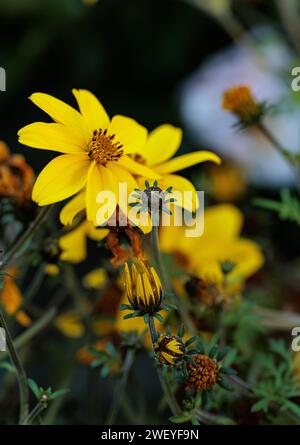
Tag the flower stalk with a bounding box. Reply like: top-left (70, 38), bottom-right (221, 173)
top-left (0, 309), bottom-right (29, 424)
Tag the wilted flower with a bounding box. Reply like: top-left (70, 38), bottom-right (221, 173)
top-left (154, 334), bottom-right (185, 365)
top-left (124, 260), bottom-right (162, 315)
top-left (187, 354), bottom-right (219, 391)
top-left (0, 141), bottom-right (34, 206)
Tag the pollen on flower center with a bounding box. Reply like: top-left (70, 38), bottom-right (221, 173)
top-left (88, 129), bottom-right (124, 165)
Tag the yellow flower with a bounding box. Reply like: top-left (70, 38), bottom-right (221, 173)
top-left (55, 312), bottom-right (84, 338)
top-left (18, 89), bottom-right (158, 225)
top-left (124, 260), bottom-right (162, 314)
top-left (59, 220), bottom-right (108, 263)
top-left (160, 204), bottom-right (264, 285)
top-left (83, 268), bottom-right (108, 289)
top-left (130, 124), bottom-right (221, 215)
top-left (0, 268), bottom-right (31, 327)
top-left (44, 264), bottom-right (60, 276)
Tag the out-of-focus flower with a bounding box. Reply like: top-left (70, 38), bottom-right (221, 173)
top-left (18, 89), bottom-right (158, 225)
top-left (154, 335), bottom-right (185, 365)
top-left (187, 354), bottom-right (219, 391)
top-left (44, 263), bottom-right (60, 276)
top-left (0, 268), bottom-right (31, 327)
top-left (222, 85), bottom-right (264, 126)
top-left (160, 204), bottom-right (264, 285)
top-left (58, 220), bottom-right (108, 263)
top-left (55, 312), bottom-right (84, 338)
top-left (185, 276), bottom-right (225, 307)
top-left (83, 268), bottom-right (107, 289)
top-left (0, 141), bottom-right (34, 206)
top-left (124, 260), bottom-right (162, 315)
top-left (207, 162), bottom-right (246, 202)
top-left (180, 29), bottom-right (299, 186)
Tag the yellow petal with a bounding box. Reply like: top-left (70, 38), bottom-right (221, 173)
top-left (108, 115), bottom-right (147, 154)
top-left (29, 92), bottom-right (90, 143)
top-left (18, 122), bottom-right (85, 153)
top-left (32, 154), bottom-right (90, 205)
top-left (72, 89), bottom-right (110, 133)
top-left (204, 204), bottom-right (243, 241)
top-left (118, 155), bottom-right (160, 179)
top-left (55, 312), bottom-right (84, 338)
top-left (140, 124), bottom-right (182, 166)
top-left (108, 163), bottom-right (138, 219)
top-left (86, 221), bottom-right (109, 241)
top-left (90, 165), bottom-right (118, 226)
top-left (59, 190), bottom-right (86, 226)
top-left (83, 268), bottom-right (107, 289)
top-left (157, 174), bottom-right (199, 212)
top-left (86, 161), bottom-right (103, 223)
top-left (59, 222), bottom-right (87, 263)
top-left (155, 151), bottom-right (221, 174)
top-left (16, 311), bottom-right (32, 327)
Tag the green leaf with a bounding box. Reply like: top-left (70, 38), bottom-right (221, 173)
top-left (254, 189), bottom-right (300, 226)
top-left (28, 379), bottom-right (41, 399)
top-left (169, 414), bottom-right (193, 424)
top-left (0, 362), bottom-right (16, 373)
top-left (284, 400), bottom-right (300, 417)
top-left (48, 388), bottom-right (70, 400)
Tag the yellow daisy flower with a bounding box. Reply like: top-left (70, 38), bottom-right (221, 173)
top-left (160, 204), bottom-right (264, 285)
top-left (18, 89), bottom-right (158, 224)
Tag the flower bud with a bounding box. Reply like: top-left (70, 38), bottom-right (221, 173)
top-left (154, 335), bottom-right (185, 365)
top-left (124, 260), bottom-right (162, 314)
top-left (187, 354), bottom-right (219, 391)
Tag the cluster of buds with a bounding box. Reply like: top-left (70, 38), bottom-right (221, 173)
top-left (222, 85), bottom-right (264, 127)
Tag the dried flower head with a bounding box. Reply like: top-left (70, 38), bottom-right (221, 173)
top-left (187, 354), bottom-right (219, 391)
top-left (0, 141), bottom-right (34, 206)
top-left (124, 260), bottom-right (162, 315)
top-left (154, 334), bottom-right (185, 365)
top-left (222, 85), bottom-right (263, 125)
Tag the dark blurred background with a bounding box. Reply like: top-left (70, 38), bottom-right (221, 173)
top-left (0, 0), bottom-right (273, 168)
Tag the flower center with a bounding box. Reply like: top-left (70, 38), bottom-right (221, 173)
top-left (88, 129), bottom-right (124, 165)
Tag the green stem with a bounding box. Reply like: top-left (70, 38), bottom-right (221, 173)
top-left (22, 402), bottom-right (46, 425)
top-left (2, 206), bottom-right (52, 268)
top-left (106, 348), bottom-right (135, 425)
top-left (257, 122), bottom-right (300, 191)
top-left (0, 307), bottom-right (57, 364)
top-left (0, 309), bottom-right (29, 424)
top-left (147, 316), bottom-right (182, 416)
top-left (150, 226), bottom-right (197, 335)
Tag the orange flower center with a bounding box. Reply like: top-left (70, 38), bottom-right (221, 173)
top-left (88, 129), bottom-right (124, 165)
